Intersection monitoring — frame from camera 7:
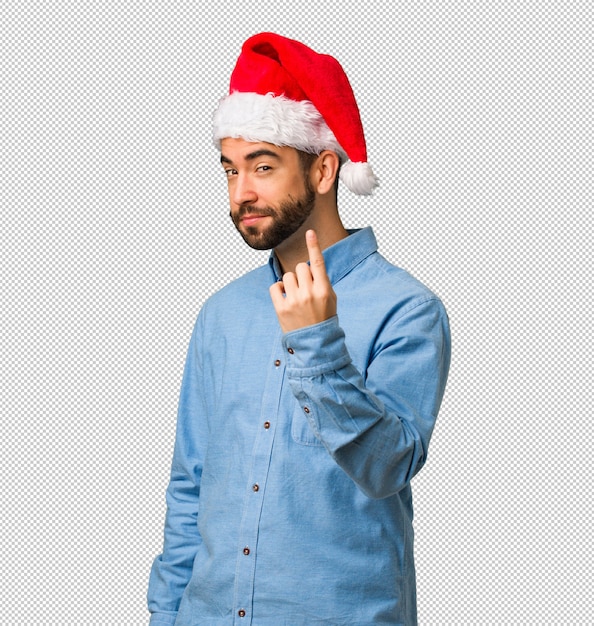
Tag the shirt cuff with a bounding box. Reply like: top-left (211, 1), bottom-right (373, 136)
top-left (282, 316), bottom-right (351, 376)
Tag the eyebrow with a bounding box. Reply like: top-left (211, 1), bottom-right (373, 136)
top-left (220, 149), bottom-right (282, 165)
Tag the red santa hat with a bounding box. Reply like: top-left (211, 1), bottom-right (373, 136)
top-left (213, 32), bottom-right (378, 195)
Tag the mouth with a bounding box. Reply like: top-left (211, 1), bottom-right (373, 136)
top-left (240, 213), bottom-right (271, 227)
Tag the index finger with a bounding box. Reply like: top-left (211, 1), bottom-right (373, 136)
top-left (305, 229), bottom-right (329, 282)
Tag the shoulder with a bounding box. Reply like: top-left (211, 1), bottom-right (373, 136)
top-left (350, 251), bottom-right (447, 317)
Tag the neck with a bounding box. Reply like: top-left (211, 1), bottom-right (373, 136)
top-left (274, 207), bottom-right (348, 274)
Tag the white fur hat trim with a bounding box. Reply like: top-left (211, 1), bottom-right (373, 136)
top-left (213, 92), bottom-right (347, 159)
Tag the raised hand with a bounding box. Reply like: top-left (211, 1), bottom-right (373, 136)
top-left (269, 230), bottom-right (337, 333)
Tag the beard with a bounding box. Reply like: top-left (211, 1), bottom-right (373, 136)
top-left (230, 183), bottom-right (316, 251)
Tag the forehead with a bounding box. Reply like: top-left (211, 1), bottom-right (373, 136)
top-left (220, 138), bottom-right (298, 163)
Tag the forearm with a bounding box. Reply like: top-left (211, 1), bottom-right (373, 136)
top-left (284, 305), bottom-right (450, 498)
top-left (290, 363), bottom-right (426, 498)
top-left (148, 324), bottom-right (207, 621)
top-left (148, 467), bottom-right (202, 619)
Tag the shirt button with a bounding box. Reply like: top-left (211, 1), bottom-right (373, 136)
top-left (252, 483), bottom-right (259, 492)
top-left (264, 421), bottom-right (270, 429)
top-left (274, 359), bottom-right (281, 367)
top-left (304, 406), bottom-right (310, 414)
top-left (287, 347), bottom-right (294, 354)
top-left (243, 547), bottom-right (250, 555)
top-left (238, 609), bottom-right (246, 618)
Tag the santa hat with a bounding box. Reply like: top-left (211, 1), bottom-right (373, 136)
top-left (213, 32), bottom-right (378, 195)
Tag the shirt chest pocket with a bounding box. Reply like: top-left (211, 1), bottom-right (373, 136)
top-left (291, 401), bottom-right (325, 447)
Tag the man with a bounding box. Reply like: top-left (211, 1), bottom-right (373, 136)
top-left (148, 32), bottom-right (450, 625)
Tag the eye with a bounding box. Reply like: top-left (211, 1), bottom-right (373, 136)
top-left (224, 168), bottom-right (237, 178)
top-left (256, 165), bottom-right (272, 172)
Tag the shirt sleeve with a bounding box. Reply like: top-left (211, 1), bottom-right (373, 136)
top-left (147, 320), bottom-right (207, 624)
top-left (282, 297), bottom-right (451, 499)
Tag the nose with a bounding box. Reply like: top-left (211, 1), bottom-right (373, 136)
top-left (231, 173), bottom-right (257, 206)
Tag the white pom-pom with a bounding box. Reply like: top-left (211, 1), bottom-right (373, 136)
top-left (339, 161), bottom-right (379, 195)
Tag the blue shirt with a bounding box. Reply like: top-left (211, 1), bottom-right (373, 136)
top-left (148, 227), bottom-right (451, 625)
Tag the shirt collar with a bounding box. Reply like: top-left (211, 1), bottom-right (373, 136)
top-left (268, 227), bottom-right (378, 284)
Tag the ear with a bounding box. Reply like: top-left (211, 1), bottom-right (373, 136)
top-left (312, 150), bottom-right (340, 195)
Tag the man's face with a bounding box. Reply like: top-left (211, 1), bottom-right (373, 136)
top-left (220, 139), bottom-right (316, 250)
